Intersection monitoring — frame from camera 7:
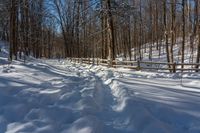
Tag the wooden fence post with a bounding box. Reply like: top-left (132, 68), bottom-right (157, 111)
top-left (137, 60), bottom-right (141, 70)
top-left (92, 58), bottom-right (95, 65)
top-left (173, 62), bottom-right (176, 73)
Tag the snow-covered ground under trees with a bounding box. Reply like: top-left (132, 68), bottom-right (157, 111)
top-left (0, 41), bottom-right (200, 133)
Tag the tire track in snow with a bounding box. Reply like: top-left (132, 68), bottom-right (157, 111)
top-left (43, 60), bottom-right (119, 132)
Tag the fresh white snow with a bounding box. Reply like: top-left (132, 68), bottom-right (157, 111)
top-left (0, 41), bottom-right (200, 133)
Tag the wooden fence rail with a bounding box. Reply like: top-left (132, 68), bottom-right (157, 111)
top-left (67, 58), bottom-right (200, 73)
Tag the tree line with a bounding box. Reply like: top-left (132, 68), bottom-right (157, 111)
top-left (0, 0), bottom-right (58, 60)
top-left (0, 0), bottom-right (200, 69)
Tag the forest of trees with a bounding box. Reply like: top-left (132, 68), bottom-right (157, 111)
top-left (0, 0), bottom-right (200, 68)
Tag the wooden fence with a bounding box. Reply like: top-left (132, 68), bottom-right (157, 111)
top-left (68, 58), bottom-right (200, 73)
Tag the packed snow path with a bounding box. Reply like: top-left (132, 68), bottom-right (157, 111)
top-left (0, 59), bottom-right (200, 133)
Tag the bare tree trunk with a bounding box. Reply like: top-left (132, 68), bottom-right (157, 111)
top-left (170, 0), bottom-right (176, 64)
top-left (106, 0), bottom-right (115, 66)
top-left (139, 0), bottom-right (142, 61)
top-left (181, 0), bottom-right (186, 70)
top-left (24, 0), bottom-right (29, 56)
top-left (195, 0), bottom-right (200, 71)
top-left (163, 0), bottom-right (171, 71)
top-left (76, 0), bottom-right (80, 58)
top-left (10, 0), bottom-right (18, 60)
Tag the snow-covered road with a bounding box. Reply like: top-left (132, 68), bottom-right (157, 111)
top-left (0, 58), bottom-right (200, 133)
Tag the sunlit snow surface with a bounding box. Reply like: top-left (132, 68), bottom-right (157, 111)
top-left (0, 41), bottom-right (200, 133)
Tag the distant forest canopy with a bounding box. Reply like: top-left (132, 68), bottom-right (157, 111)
top-left (0, 0), bottom-right (200, 67)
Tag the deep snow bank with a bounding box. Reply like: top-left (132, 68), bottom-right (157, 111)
top-left (0, 54), bottom-right (200, 133)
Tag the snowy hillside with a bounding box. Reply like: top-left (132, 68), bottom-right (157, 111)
top-left (0, 41), bottom-right (200, 133)
top-left (118, 37), bottom-right (198, 64)
top-left (142, 38), bottom-right (196, 63)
